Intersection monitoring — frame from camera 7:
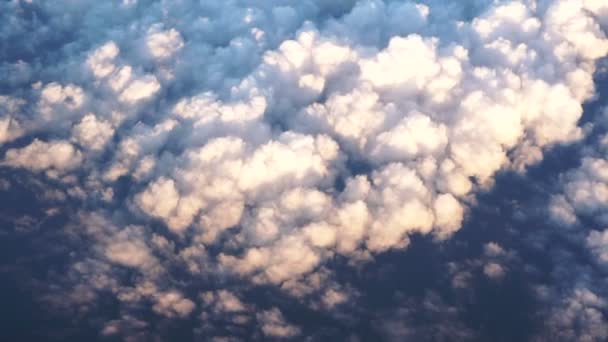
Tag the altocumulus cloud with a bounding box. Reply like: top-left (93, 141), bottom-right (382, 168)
top-left (0, 0), bottom-right (608, 340)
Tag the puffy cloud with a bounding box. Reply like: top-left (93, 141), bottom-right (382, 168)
top-left (483, 262), bottom-right (506, 279)
top-left (1, 0), bottom-right (608, 340)
top-left (433, 193), bottom-right (465, 239)
top-left (134, 177), bottom-right (189, 232)
top-left (484, 242), bottom-right (506, 257)
top-left (104, 225), bottom-right (157, 269)
top-left (103, 119), bottom-right (178, 182)
top-left (145, 25), bottom-right (185, 61)
top-left (369, 112), bottom-right (448, 163)
top-left (118, 75), bottom-right (161, 104)
top-left (201, 290), bottom-right (248, 314)
top-left (71, 113), bottom-right (115, 151)
top-left (538, 106), bottom-right (608, 340)
top-left (587, 229), bottom-right (608, 265)
top-left (447, 241), bottom-right (515, 287)
top-left (551, 157), bottom-right (608, 226)
top-left (0, 96), bottom-right (25, 144)
top-left (365, 164), bottom-right (435, 252)
top-left (220, 234), bottom-right (323, 284)
top-left (86, 41), bottom-right (120, 79)
top-left (152, 290), bottom-right (196, 318)
top-left (538, 287), bottom-right (608, 342)
top-left (38, 82), bottom-right (86, 120)
top-left (2, 140), bottom-right (82, 175)
top-left (86, 40), bottom-right (162, 107)
top-left (256, 308), bottom-right (300, 338)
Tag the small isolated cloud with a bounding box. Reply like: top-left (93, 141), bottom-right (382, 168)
top-left (483, 262), bottom-right (506, 280)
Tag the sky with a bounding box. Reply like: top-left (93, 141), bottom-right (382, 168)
top-left (0, 0), bottom-right (608, 341)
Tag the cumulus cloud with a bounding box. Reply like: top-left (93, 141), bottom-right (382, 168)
top-left (587, 229), bottom-right (608, 265)
top-left (145, 25), bottom-right (185, 61)
top-left (537, 287), bottom-right (608, 342)
top-left (0, 96), bottom-right (25, 144)
top-left (201, 290), bottom-right (248, 314)
top-left (483, 262), bottom-right (506, 279)
top-left (2, 139), bottom-right (82, 176)
top-left (1, 0), bottom-right (607, 340)
top-left (71, 113), bottom-right (115, 151)
top-left (539, 102), bottom-right (608, 340)
top-left (550, 155), bottom-right (608, 226)
top-left (152, 290), bottom-right (196, 318)
top-left (104, 226), bottom-right (157, 269)
top-left (447, 241), bottom-right (515, 287)
top-left (256, 308), bottom-right (301, 339)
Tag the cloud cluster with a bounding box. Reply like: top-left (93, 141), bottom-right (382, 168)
top-left (1, 0), bottom-right (607, 340)
top-left (541, 114), bottom-right (608, 339)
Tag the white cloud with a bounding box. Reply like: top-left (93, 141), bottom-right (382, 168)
top-left (71, 113), bottom-right (115, 151)
top-left (550, 157), bottom-right (608, 226)
top-left (118, 75), bottom-right (161, 104)
top-left (201, 290), bottom-right (248, 314)
top-left (0, 95), bottom-right (25, 144)
top-left (104, 225), bottom-right (157, 269)
top-left (484, 242), bottom-right (506, 257)
top-left (2, 139), bottom-right (82, 175)
top-left (587, 230), bottom-right (608, 265)
top-left (257, 308), bottom-right (300, 338)
top-left (152, 290), bottom-right (196, 318)
top-left (145, 25), bottom-right (185, 61)
top-left (483, 262), bottom-right (506, 279)
top-left (2, 0), bottom-right (608, 339)
top-left (87, 41), bottom-right (120, 79)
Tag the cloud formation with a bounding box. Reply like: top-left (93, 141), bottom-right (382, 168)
top-left (1, 0), bottom-right (607, 340)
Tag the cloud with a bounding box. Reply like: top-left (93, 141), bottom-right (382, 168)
top-left (550, 155), bottom-right (608, 226)
top-left (1, 0), bottom-right (607, 340)
top-left (152, 290), bottom-right (196, 318)
top-left (104, 225), bottom-right (157, 269)
top-left (483, 262), bottom-right (506, 279)
top-left (144, 25), bottom-right (185, 62)
top-left (537, 287), bottom-right (608, 342)
top-left (101, 315), bottom-right (148, 339)
top-left (374, 291), bottom-right (476, 341)
top-left (2, 139), bottom-right (83, 176)
top-left (446, 241), bottom-right (516, 287)
top-left (587, 229), bottom-right (608, 265)
top-left (0, 96), bottom-right (25, 144)
top-left (201, 290), bottom-right (248, 314)
top-left (535, 100), bottom-right (608, 340)
top-left (256, 308), bottom-right (301, 339)
top-left (71, 113), bottom-right (115, 151)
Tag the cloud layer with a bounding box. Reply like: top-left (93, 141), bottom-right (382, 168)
top-left (1, 0), bottom-right (607, 340)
